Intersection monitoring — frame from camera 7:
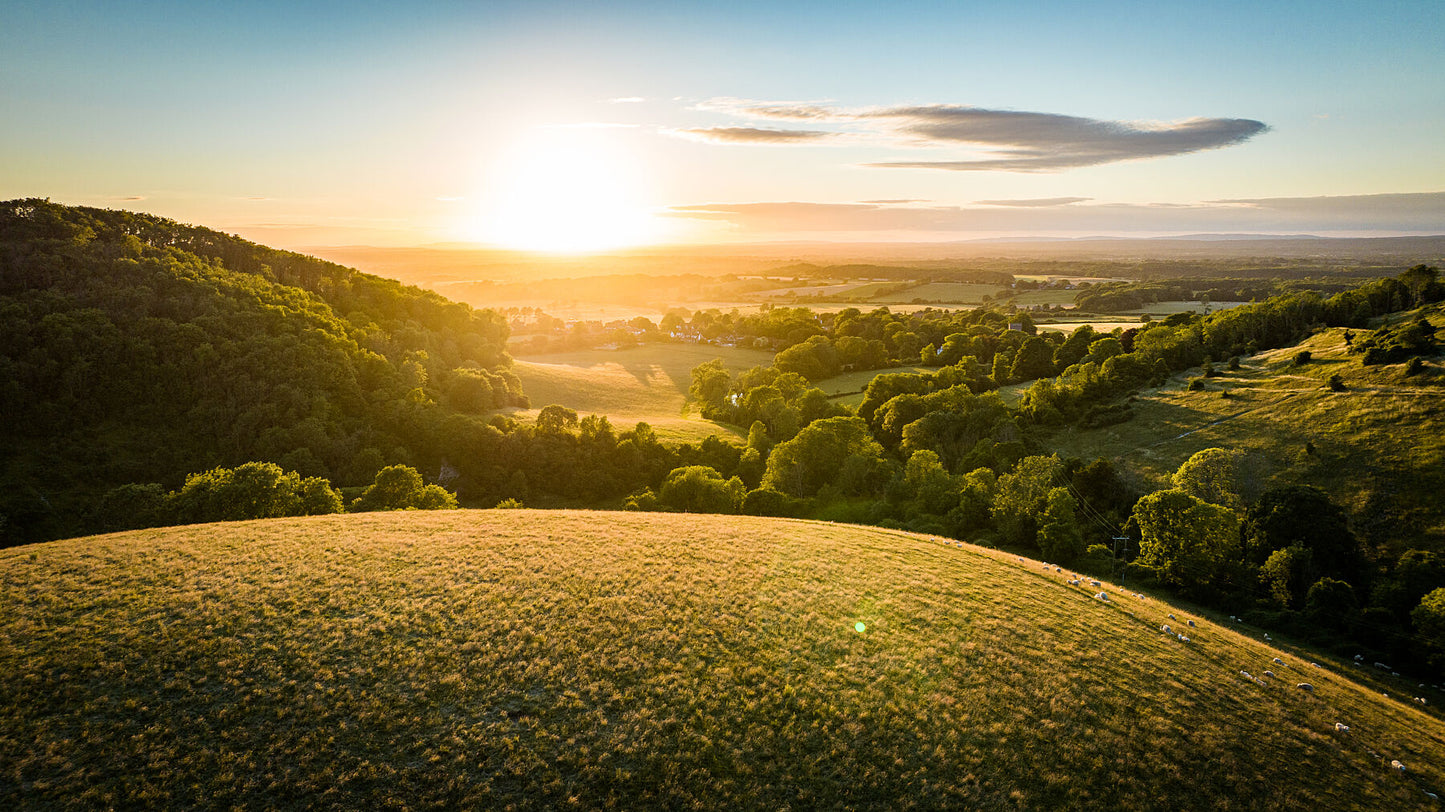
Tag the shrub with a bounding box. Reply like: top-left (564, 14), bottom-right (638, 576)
top-left (1327, 374), bottom-right (1346, 392)
top-left (495, 498), bottom-right (525, 509)
top-left (350, 465), bottom-right (458, 512)
top-left (1188, 378), bottom-right (1206, 391)
top-left (1406, 357), bottom-right (1425, 376)
top-left (1293, 350), bottom-right (1312, 365)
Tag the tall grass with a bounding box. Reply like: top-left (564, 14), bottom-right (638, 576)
top-left (2, 511), bottom-right (1442, 808)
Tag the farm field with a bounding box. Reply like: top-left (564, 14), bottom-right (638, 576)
top-left (509, 344), bottom-right (773, 441)
top-left (1044, 309), bottom-right (1445, 552)
top-left (875, 281), bottom-right (1005, 304)
top-left (3, 511), bottom-right (1442, 809)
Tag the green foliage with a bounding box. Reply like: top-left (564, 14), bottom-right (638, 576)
top-left (1172, 448), bottom-right (1242, 511)
top-left (350, 465), bottom-right (458, 512)
top-left (1412, 587), bottom-right (1445, 670)
top-left (170, 462), bottom-right (343, 524)
top-left (1357, 317), bottom-right (1438, 366)
top-left (0, 199), bottom-right (516, 543)
top-left (494, 498), bottom-right (525, 509)
top-left (1293, 350), bottom-right (1312, 365)
top-left (1132, 489), bottom-right (1241, 596)
top-left (1037, 488), bottom-right (1085, 565)
top-left (990, 455), bottom-right (1061, 548)
top-left (762, 416), bottom-right (889, 498)
top-left (96, 483), bottom-right (168, 532)
top-left (740, 487), bottom-right (805, 517)
top-left (659, 466), bottom-right (744, 514)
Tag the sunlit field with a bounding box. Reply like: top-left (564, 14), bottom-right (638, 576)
top-left (508, 344), bottom-right (772, 442)
top-left (1044, 306), bottom-right (1445, 550)
top-left (2, 511), bottom-right (1442, 809)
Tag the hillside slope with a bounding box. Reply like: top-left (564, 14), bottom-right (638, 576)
top-left (1042, 307), bottom-right (1445, 553)
top-left (0, 200), bottom-right (520, 544)
top-left (2, 511), bottom-right (1442, 809)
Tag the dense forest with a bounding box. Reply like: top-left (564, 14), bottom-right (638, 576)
top-left (0, 199), bottom-right (523, 544)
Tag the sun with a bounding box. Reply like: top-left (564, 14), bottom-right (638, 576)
top-left (466, 129), bottom-right (664, 253)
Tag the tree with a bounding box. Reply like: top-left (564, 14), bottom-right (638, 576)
top-left (990, 455), bottom-right (1061, 548)
top-left (1132, 489), bottom-right (1241, 595)
top-left (762, 416), bottom-right (888, 498)
top-left (659, 465), bottom-right (743, 514)
top-left (1243, 486), bottom-right (1363, 584)
top-left (1009, 336), bottom-right (1057, 383)
top-left (900, 450), bottom-right (957, 516)
top-left (1037, 487), bottom-right (1085, 564)
top-left (351, 465), bottom-right (458, 512)
top-left (169, 462), bottom-right (343, 524)
top-left (1411, 587), bottom-right (1445, 670)
top-left (1172, 448), bottom-right (1242, 511)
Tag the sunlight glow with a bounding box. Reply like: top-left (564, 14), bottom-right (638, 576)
top-left (466, 129), bottom-right (664, 253)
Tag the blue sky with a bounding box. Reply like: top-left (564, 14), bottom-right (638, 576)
top-left (2, 1), bottom-right (1441, 248)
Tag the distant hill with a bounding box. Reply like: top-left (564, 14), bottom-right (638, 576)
top-left (0, 199), bottom-right (523, 544)
top-left (2, 510), bottom-right (1441, 809)
top-left (1043, 307), bottom-right (1445, 554)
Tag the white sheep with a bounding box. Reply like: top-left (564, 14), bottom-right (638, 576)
top-left (1090, 580), bottom-right (1102, 587)
top-left (1264, 670), bottom-right (1276, 678)
top-left (1311, 663), bottom-right (1320, 668)
top-left (1178, 634), bottom-right (1190, 643)
top-left (1162, 624), bottom-right (1172, 634)
top-left (1055, 567), bottom-right (1063, 573)
top-left (1416, 697), bottom-right (1429, 705)
top-left (1297, 683), bottom-right (1314, 691)
top-left (1169, 613), bottom-right (1176, 620)
top-left (1354, 654), bottom-right (1364, 661)
top-left (1375, 662), bottom-right (1390, 670)
top-left (1391, 759), bottom-right (1406, 772)
top-left (1273, 657), bottom-right (1284, 665)
top-left (1187, 619), bottom-right (1195, 627)
top-left (1095, 591), bottom-right (1109, 602)
top-left (1069, 579), bottom-right (1079, 586)
top-left (1264, 633), bottom-right (1272, 640)
top-left (1334, 723), bottom-right (1350, 733)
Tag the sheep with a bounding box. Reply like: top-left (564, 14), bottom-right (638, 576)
top-left (1334, 723), bottom-right (1350, 733)
top-left (1272, 657), bottom-right (1284, 665)
top-left (1068, 579), bottom-right (1079, 586)
top-left (1375, 662), bottom-right (1390, 670)
top-left (1178, 634), bottom-right (1190, 643)
top-left (1264, 670), bottom-right (1276, 678)
top-left (1169, 613), bottom-right (1176, 620)
top-left (1161, 624), bottom-right (1172, 634)
top-left (1354, 654), bottom-right (1364, 661)
top-left (1187, 619), bottom-right (1195, 627)
top-left (1095, 591), bottom-right (1109, 602)
top-left (1392, 760), bottom-right (1406, 772)
top-left (1055, 567), bottom-right (1063, 573)
top-left (1426, 790), bottom-right (1438, 800)
top-left (1416, 697), bottom-right (1429, 705)
top-left (1311, 663), bottom-right (1320, 668)
top-left (1090, 579), bottom-right (1102, 587)
top-left (1297, 683), bottom-right (1314, 691)
top-left (1264, 633), bottom-right (1272, 640)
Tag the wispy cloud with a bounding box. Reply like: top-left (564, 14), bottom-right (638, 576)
top-left (116, 195), bottom-right (146, 201)
top-left (975, 197), bottom-right (1092, 207)
top-left (685, 98), bottom-right (1269, 172)
top-left (675, 126), bottom-right (839, 144)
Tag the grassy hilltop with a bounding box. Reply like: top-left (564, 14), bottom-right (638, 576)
top-left (3, 511), bottom-right (1443, 809)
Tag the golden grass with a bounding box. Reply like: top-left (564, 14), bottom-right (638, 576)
top-left (2, 511), bottom-right (1443, 809)
top-left (508, 344), bottom-right (772, 441)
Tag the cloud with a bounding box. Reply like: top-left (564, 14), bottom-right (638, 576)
top-left (116, 195), bottom-right (146, 201)
top-left (544, 121), bottom-right (639, 129)
top-left (689, 98), bottom-right (1268, 171)
top-left (667, 192), bottom-right (1445, 235)
top-left (675, 126), bottom-right (839, 144)
top-left (860, 199), bottom-right (931, 204)
top-left (975, 197), bottom-right (1092, 207)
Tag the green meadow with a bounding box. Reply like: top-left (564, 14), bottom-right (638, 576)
top-left (1044, 312), bottom-right (1445, 550)
top-left (2, 511), bottom-right (1442, 809)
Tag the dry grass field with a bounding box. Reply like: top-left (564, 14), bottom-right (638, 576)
top-left (509, 344), bottom-right (773, 442)
top-left (2, 510), bottom-right (1443, 809)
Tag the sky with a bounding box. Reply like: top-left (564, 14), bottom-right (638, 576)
top-left (2, 0), bottom-right (1443, 250)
